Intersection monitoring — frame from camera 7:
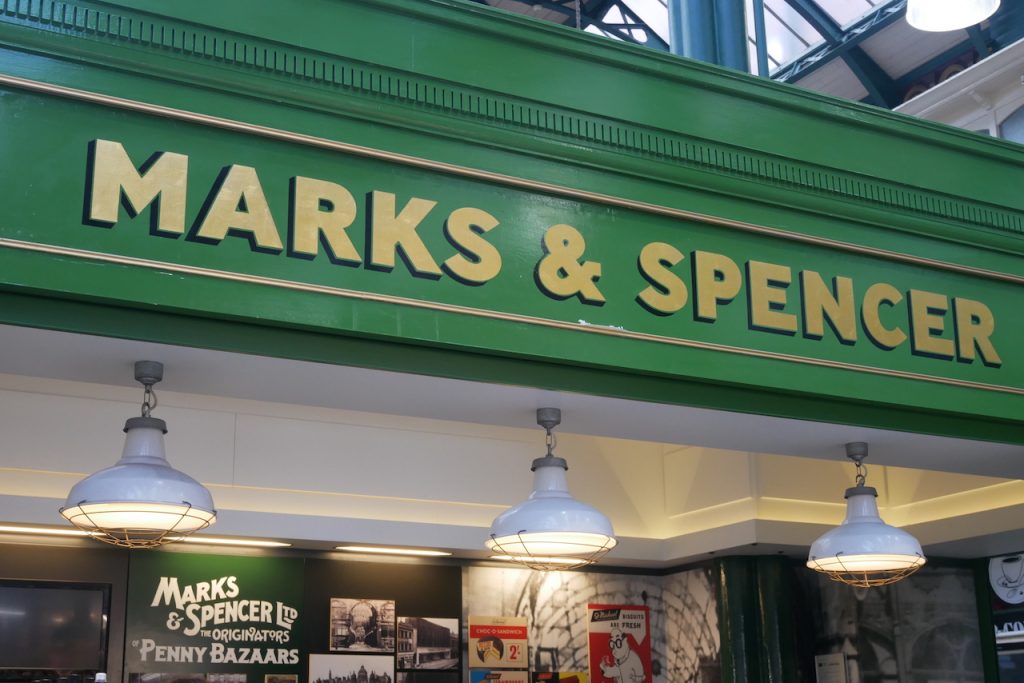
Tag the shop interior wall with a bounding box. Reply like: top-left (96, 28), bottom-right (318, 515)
top-left (0, 540), bottom-right (1002, 683)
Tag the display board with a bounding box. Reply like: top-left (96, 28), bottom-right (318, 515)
top-left (125, 552), bottom-right (306, 683)
top-left (304, 558), bottom-right (461, 683)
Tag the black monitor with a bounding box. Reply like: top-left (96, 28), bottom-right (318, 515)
top-left (0, 579), bottom-right (110, 677)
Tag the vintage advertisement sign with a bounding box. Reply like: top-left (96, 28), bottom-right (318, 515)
top-left (125, 552), bottom-right (304, 682)
top-left (532, 673), bottom-right (588, 683)
top-left (990, 553), bottom-right (1024, 605)
top-left (471, 672), bottom-right (530, 683)
top-left (468, 615), bottom-right (529, 669)
top-left (587, 605), bottom-right (651, 683)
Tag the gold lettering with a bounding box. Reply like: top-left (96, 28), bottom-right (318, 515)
top-left (693, 251), bottom-right (741, 322)
top-left (535, 224), bottom-right (605, 304)
top-left (908, 289), bottom-right (955, 359)
top-left (953, 297), bottom-right (1001, 367)
top-left (636, 242), bottom-right (687, 315)
top-left (368, 191), bottom-right (441, 277)
top-left (800, 271), bottom-right (856, 344)
top-left (442, 207), bottom-right (502, 284)
top-left (747, 260), bottom-right (797, 334)
top-left (87, 139), bottom-right (188, 234)
top-left (861, 283), bottom-right (907, 350)
top-left (193, 165), bottom-right (283, 251)
top-left (288, 177), bottom-right (360, 264)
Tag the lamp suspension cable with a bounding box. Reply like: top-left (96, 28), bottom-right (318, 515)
top-left (807, 442), bottom-right (926, 588)
top-left (485, 408), bottom-right (617, 571)
top-left (60, 361), bottom-right (217, 548)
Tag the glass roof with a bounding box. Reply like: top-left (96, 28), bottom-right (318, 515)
top-left (747, 0), bottom-right (826, 72)
top-left (509, 0), bottom-right (899, 76)
top-left (478, 0), bottom-right (1020, 110)
top-left (818, 0), bottom-right (889, 27)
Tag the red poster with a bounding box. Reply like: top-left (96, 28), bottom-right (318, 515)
top-left (587, 604), bottom-right (651, 683)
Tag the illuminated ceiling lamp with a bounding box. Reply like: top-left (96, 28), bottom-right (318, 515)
top-left (907, 0), bottom-right (1000, 31)
top-left (807, 442), bottom-right (925, 587)
top-left (486, 408), bottom-right (616, 570)
top-left (60, 361), bottom-right (216, 548)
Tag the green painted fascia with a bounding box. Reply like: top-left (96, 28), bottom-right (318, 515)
top-left (1, 0), bottom-right (1023, 439)
top-left (97, 0), bottom-right (1024, 213)
top-left (0, 0), bottom-right (1019, 253)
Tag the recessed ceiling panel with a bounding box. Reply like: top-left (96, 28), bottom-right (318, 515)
top-left (793, 55), bottom-right (870, 100)
top-left (861, 17), bottom-right (970, 78)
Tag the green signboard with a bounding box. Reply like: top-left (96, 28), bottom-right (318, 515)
top-left (125, 551), bottom-right (305, 682)
top-left (0, 76), bottom-right (1021, 425)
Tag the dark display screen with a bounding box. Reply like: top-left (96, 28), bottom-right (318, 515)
top-left (0, 582), bottom-right (108, 670)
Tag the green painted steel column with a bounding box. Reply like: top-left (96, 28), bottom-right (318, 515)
top-left (668, 0), bottom-right (748, 70)
top-left (755, 557), bottom-right (800, 682)
top-left (751, 0), bottom-right (770, 76)
top-left (973, 559), bottom-right (1001, 682)
top-left (668, 0), bottom-right (716, 62)
top-left (717, 557), bottom-right (761, 683)
top-left (715, 0), bottom-right (749, 71)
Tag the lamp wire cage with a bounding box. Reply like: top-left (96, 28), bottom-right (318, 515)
top-left (62, 502), bottom-right (214, 549)
top-left (808, 552), bottom-right (925, 588)
top-left (487, 530), bottom-right (616, 571)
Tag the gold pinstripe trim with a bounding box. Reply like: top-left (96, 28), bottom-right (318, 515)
top-left (1, 237), bottom-right (1021, 397)
top-left (0, 73), bottom-right (1022, 285)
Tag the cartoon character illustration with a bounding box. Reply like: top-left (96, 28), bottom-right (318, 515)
top-left (598, 628), bottom-right (646, 683)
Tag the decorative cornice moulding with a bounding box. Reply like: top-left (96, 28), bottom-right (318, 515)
top-left (1, 0), bottom-right (1022, 242)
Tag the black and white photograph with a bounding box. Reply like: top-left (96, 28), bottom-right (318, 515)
top-left (330, 598), bottom-right (397, 653)
top-left (396, 673), bottom-right (459, 683)
top-left (801, 564), bottom-right (983, 683)
top-left (396, 617), bottom-right (459, 670)
top-left (128, 675), bottom-right (246, 683)
top-left (265, 676), bottom-right (299, 683)
top-left (310, 653), bottom-right (395, 683)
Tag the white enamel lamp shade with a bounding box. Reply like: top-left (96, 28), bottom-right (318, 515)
top-left (807, 485), bottom-right (925, 586)
top-left (907, 0), bottom-right (999, 31)
top-left (487, 455), bottom-right (616, 569)
top-left (60, 416), bottom-right (216, 547)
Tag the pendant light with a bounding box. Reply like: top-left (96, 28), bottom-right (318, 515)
top-left (907, 0), bottom-right (1000, 32)
top-left (60, 361), bottom-right (216, 548)
top-left (486, 408), bottom-right (617, 570)
top-left (807, 442), bottom-right (925, 587)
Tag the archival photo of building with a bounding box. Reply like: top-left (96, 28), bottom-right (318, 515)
top-left (330, 598), bottom-right (397, 653)
top-left (397, 617), bottom-right (458, 670)
top-left (309, 654), bottom-right (394, 683)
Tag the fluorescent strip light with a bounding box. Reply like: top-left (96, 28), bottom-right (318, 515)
top-left (0, 524), bottom-right (96, 537)
top-left (0, 524), bottom-right (289, 548)
top-left (172, 536), bottom-right (292, 548)
top-left (490, 554), bottom-right (584, 566)
top-left (335, 545), bottom-right (452, 557)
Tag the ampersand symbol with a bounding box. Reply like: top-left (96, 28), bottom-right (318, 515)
top-left (535, 224), bottom-right (605, 304)
top-left (166, 612), bottom-right (182, 630)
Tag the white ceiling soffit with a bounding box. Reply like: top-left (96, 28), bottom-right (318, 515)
top-left (0, 323), bottom-right (1019, 479)
top-left (860, 18), bottom-right (969, 79)
top-left (793, 56), bottom-right (871, 101)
